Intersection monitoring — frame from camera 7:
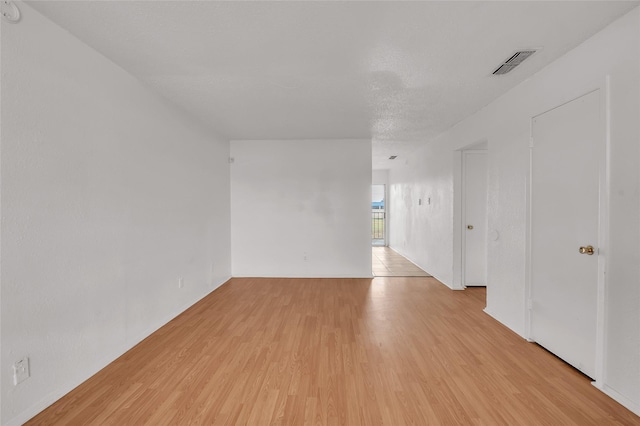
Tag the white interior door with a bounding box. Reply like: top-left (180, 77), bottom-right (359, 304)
top-left (531, 90), bottom-right (601, 379)
top-left (463, 151), bottom-right (488, 287)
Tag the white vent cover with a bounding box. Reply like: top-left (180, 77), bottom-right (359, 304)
top-left (493, 50), bottom-right (537, 75)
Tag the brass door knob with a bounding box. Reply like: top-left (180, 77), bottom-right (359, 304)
top-left (579, 245), bottom-right (595, 255)
top-left (467, 225), bottom-right (473, 230)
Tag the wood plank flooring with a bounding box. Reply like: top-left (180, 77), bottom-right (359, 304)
top-left (28, 277), bottom-right (640, 425)
top-left (372, 247), bottom-right (430, 277)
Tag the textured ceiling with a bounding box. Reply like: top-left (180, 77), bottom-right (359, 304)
top-left (28, 1), bottom-right (639, 169)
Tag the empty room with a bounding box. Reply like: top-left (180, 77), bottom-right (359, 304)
top-left (2, 1), bottom-right (640, 425)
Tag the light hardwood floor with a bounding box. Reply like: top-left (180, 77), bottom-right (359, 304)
top-left (372, 247), bottom-right (430, 277)
top-left (28, 277), bottom-right (639, 425)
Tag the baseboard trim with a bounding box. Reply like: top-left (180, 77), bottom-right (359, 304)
top-left (483, 307), bottom-right (527, 340)
top-left (385, 246), bottom-right (454, 289)
top-left (5, 342), bottom-right (135, 426)
top-left (5, 277), bottom-right (231, 426)
top-left (597, 384), bottom-right (640, 417)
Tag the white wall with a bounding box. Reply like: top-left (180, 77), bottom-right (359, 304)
top-left (231, 139), bottom-right (371, 278)
top-left (1, 4), bottom-right (231, 425)
top-left (388, 142), bottom-right (455, 283)
top-left (372, 169), bottom-right (388, 186)
top-left (388, 7), bottom-right (640, 414)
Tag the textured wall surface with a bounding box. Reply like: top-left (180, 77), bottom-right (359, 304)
top-left (1, 4), bottom-right (231, 424)
top-left (231, 139), bottom-right (372, 278)
top-left (388, 7), bottom-right (640, 414)
top-left (372, 169), bottom-right (389, 186)
top-left (388, 142), bottom-right (454, 285)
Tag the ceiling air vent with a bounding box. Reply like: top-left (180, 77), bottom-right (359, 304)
top-left (492, 50), bottom-right (537, 75)
top-left (389, 155), bottom-right (398, 160)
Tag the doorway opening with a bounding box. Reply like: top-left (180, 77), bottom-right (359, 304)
top-left (371, 184), bottom-right (385, 247)
top-left (462, 150), bottom-right (488, 287)
top-left (453, 140), bottom-right (489, 292)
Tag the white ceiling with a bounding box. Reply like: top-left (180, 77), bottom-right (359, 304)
top-left (28, 1), bottom-right (639, 169)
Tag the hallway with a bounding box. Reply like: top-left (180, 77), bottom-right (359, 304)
top-left (372, 247), bottom-right (431, 277)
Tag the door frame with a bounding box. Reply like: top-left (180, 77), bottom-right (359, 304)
top-left (371, 183), bottom-right (387, 247)
top-left (461, 149), bottom-right (488, 288)
top-left (453, 141), bottom-right (488, 291)
top-left (524, 82), bottom-right (610, 387)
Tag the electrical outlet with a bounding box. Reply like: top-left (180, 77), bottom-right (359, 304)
top-left (178, 277), bottom-right (184, 289)
top-left (13, 357), bottom-right (30, 386)
top-left (303, 252), bottom-right (309, 262)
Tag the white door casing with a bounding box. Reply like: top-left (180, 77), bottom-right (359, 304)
top-left (530, 90), bottom-right (601, 379)
top-left (463, 151), bottom-right (488, 287)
